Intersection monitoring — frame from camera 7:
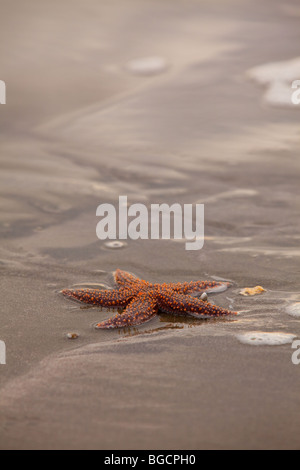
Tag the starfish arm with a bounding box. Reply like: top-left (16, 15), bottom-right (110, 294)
top-left (62, 287), bottom-right (134, 307)
top-left (114, 269), bottom-right (152, 290)
top-left (96, 293), bottom-right (158, 329)
top-left (156, 289), bottom-right (237, 318)
top-left (114, 269), bottom-right (140, 288)
top-left (167, 280), bottom-right (230, 295)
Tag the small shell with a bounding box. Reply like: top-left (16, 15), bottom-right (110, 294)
top-left (240, 286), bottom-right (266, 296)
top-left (66, 333), bottom-right (79, 340)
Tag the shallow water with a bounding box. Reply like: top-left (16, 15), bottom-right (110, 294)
top-left (0, 0), bottom-right (300, 450)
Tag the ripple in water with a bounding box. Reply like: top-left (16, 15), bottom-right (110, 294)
top-left (126, 56), bottom-right (168, 76)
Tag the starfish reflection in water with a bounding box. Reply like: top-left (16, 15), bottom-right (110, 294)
top-left (62, 269), bottom-right (237, 329)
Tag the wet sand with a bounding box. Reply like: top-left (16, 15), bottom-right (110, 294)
top-left (0, 0), bottom-right (300, 449)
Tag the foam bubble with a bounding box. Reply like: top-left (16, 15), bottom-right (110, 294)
top-left (286, 303), bottom-right (300, 318)
top-left (104, 241), bottom-right (127, 249)
top-left (237, 331), bottom-right (296, 346)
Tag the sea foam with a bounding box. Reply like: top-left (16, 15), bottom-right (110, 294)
top-left (237, 331), bottom-right (296, 346)
top-left (286, 303), bottom-right (300, 318)
top-left (247, 57), bottom-right (300, 107)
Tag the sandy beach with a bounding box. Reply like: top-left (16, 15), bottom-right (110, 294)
top-left (0, 0), bottom-right (300, 449)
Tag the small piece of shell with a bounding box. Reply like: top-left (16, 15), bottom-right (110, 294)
top-left (200, 292), bottom-right (208, 302)
top-left (66, 333), bottom-right (79, 340)
top-left (240, 286), bottom-right (266, 296)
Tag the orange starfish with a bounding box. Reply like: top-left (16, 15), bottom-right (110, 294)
top-left (62, 269), bottom-right (237, 329)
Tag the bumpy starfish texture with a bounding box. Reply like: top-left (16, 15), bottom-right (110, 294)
top-left (62, 269), bottom-right (237, 329)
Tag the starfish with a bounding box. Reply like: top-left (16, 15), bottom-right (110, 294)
top-left (62, 269), bottom-right (237, 329)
